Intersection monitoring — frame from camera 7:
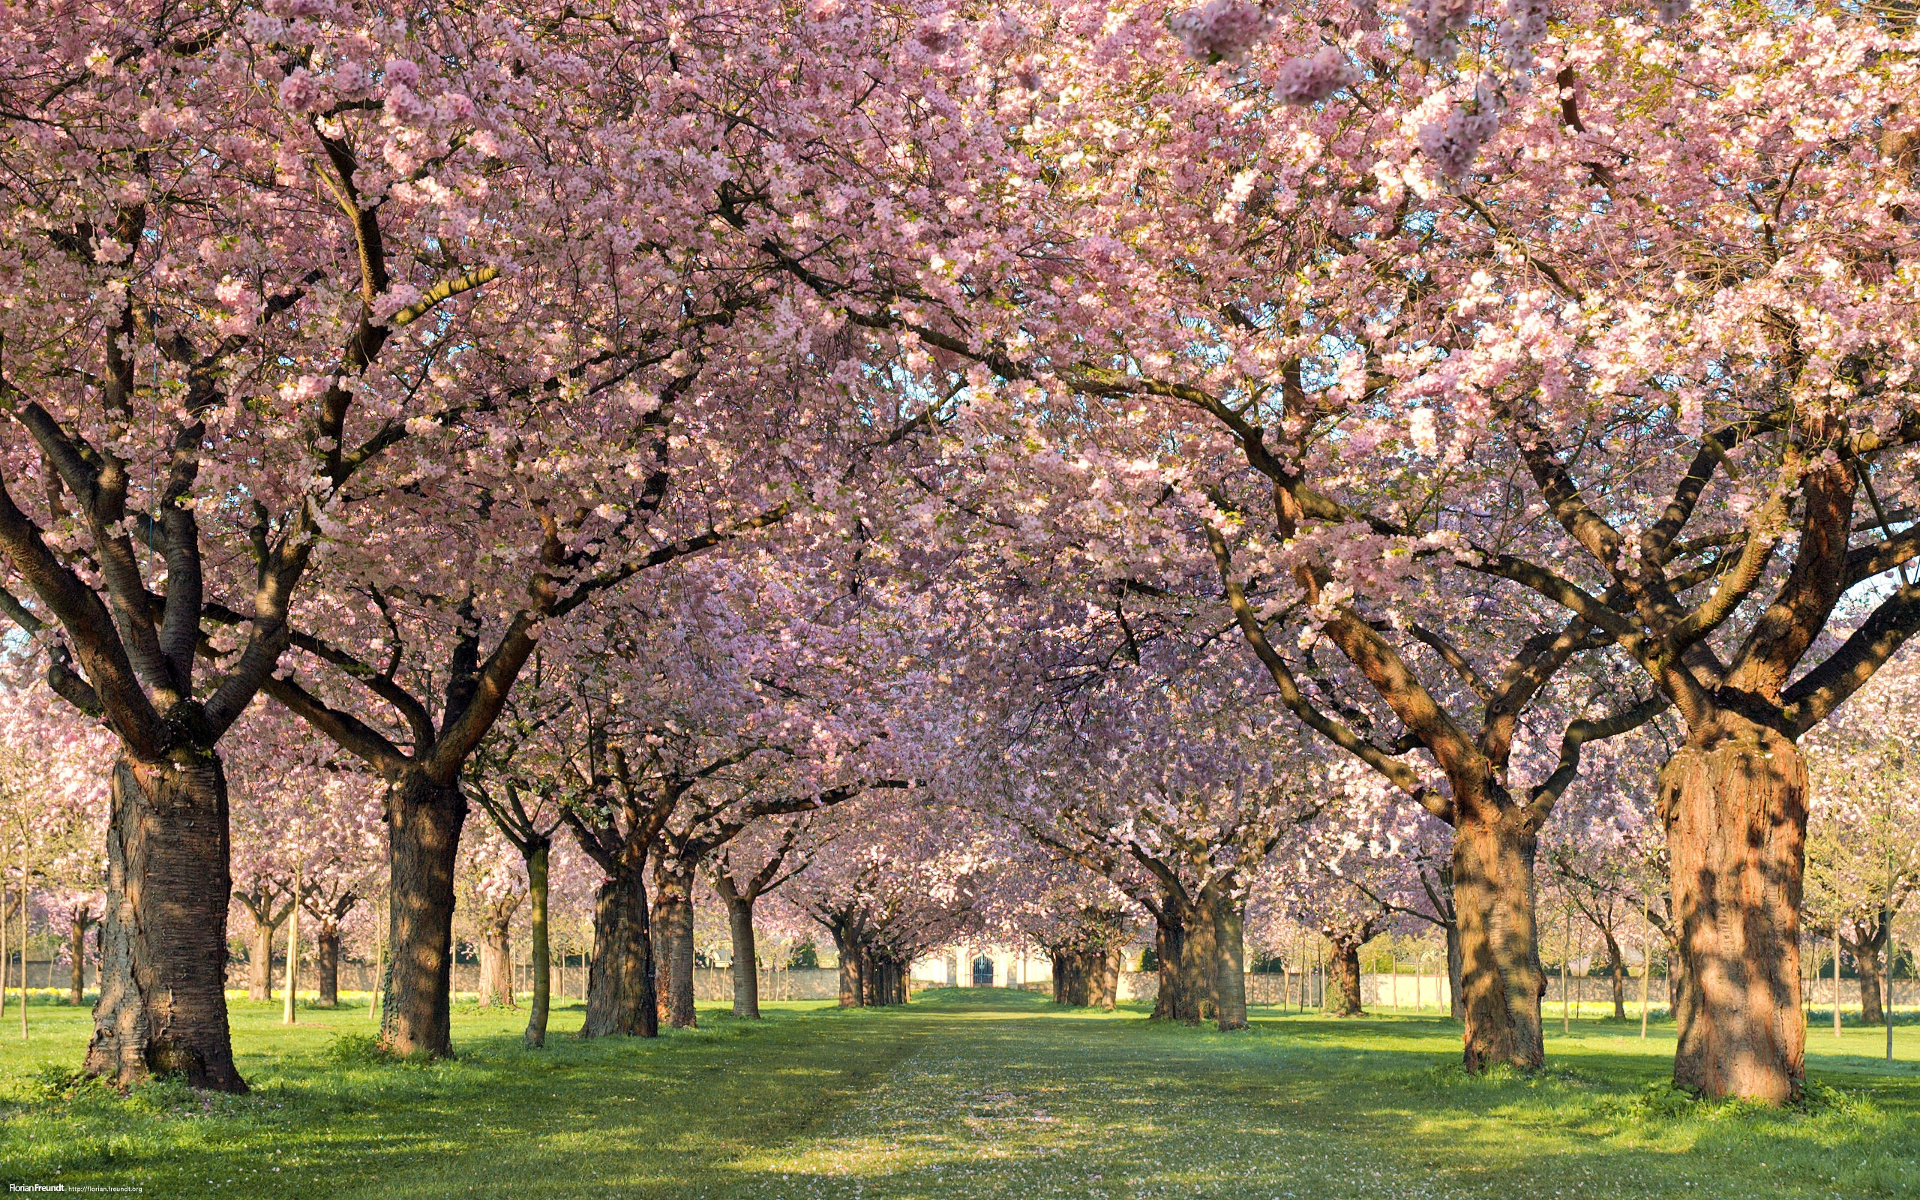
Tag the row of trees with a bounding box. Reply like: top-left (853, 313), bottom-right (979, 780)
top-left (4, 0), bottom-right (1920, 1107)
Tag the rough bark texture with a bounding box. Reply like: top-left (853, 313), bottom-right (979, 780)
top-left (525, 840), bottom-right (551, 1048)
top-left (1444, 920), bottom-right (1466, 1021)
top-left (1327, 937), bottom-right (1366, 1017)
top-left (1451, 812), bottom-right (1546, 1071)
top-left (70, 913), bottom-right (91, 1006)
top-left (1858, 962), bottom-right (1885, 1027)
top-left (1056, 950), bottom-right (1088, 1006)
top-left (1086, 948), bottom-right (1120, 1012)
top-left (1151, 911), bottom-right (1184, 1022)
top-left (581, 868), bottom-right (656, 1038)
top-left (246, 910), bottom-right (278, 1002)
top-left (382, 770), bottom-right (467, 1058)
top-left (1660, 723), bottom-right (1808, 1103)
top-left (477, 914), bottom-right (515, 1009)
top-left (834, 931), bottom-right (860, 1007)
top-left (1603, 930), bottom-right (1627, 1021)
top-left (314, 925), bottom-right (340, 1008)
top-left (86, 754), bottom-right (246, 1093)
top-left (724, 893), bottom-right (760, 1019)
top-left (1176, 894), bottom-right (1218, 1025)
top-left (652, 869), bottom-right (696, 1029)
top-left (1212, 890), bottom-right (1248, 1031)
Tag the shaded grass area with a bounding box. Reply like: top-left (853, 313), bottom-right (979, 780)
top-left (2, 989), bottom-right (1917, 1198)
top-left (0, 995), bottom-right (907, 1198)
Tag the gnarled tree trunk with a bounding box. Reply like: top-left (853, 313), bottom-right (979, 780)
top-left (477, 911), bottom-right (515, 1009)
top-left (1176, 891), bottom-right (1218, 1025)
top-left (724, 891), bottom-right (760, 1019)
top-left (1086, 948), bottom-right (1120, 1012)
top-left (86, 754), bottom-right (245, 1093)
top-left (1603, 929), bottom-right (1627, 1021)
top-left (1853, 939), bottom-right (1886, 1027)
top-left (314, 924), bottom-right (340, 1008)
top-left (382, 770), bottom-right (467, 1057)
top-left (652, 866), bottom-right (696, 1029)
top-left (1451, 810), bottom-right (1546, 1071)
top-left (1152, 909), bottom-right (1184, 1022)
top-left (834, 931), bottom-right (861, 1007)
top-left (1213, 886), bottom-right (1248, 1031)
top-left (247, 911), bottom-right (277, 1002)
top-left (581, 868), bottom-right (656, 1038)
top-left (1327, 936), bottom-right (1366, 1016)
top-left (1660, 723), bottom-right (1807, 1103)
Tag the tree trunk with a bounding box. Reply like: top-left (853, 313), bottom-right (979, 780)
top-left (1086, 948), bottom-right (1120, 1012)
top-left (1451, 811), bottom-right (1546, 1072)
top-left (581, 867), bottom-right (657, 1038)
top-left (1213, 886), bottom-right (1248, 1031)
top-left (248, 910), bottom-right (277, 1002)
top-left (85, 754), bottom-right (246, 1093)
top-left (1857, 951), bottom-right (1886, 1028)
top-left (382, 770), bottom-right (466, 1058)
top-left (1328, 936), bottom-right (1365, 1016)
top-left (834, 931), bottom-right (861, 1007)
top-left (70, 913), bottom-right (90, 1005)
top-left (478, 912), bottom-right (515, 1009)
top-left (314, 925), bottom-right (340, 1008)
top-left (725, 893), bottom-right (760, 1019)
top-left (1444, 919), bottom-right (1466, 1020)
top-left (652, 866), bottom-right (696, 1029)
top-left (1152, 910), bottom-right (1184, 1022)
top-left (1177, 893), bottom-right (1218, 1025)
top-left (525, 840), bottom-right (551, 1048)
top-left (1050, 952), bottom-right (1068, 1004)
top-left (1604, 930), bottom-right (1627, 1021)
top-left (1659, 725), bottom-right (1807, 1103)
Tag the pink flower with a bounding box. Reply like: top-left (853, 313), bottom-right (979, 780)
top-left (1169, 0), bottom-right (1271, 65)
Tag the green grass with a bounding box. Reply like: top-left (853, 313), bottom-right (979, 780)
top-left (2, 989), bottom-right (1917, 1198)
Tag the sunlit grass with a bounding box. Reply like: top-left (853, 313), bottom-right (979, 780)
top-left (1, 988), bottom-right (1915, 1198)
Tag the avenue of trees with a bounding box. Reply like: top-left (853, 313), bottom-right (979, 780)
top-left (1, 0), bottom-right (1918, 1109)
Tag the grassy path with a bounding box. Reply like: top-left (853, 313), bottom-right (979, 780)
top-left (4, 989), bottom-right (1918, 1198)
top-left (723, 990), bottom-right (1920, 1200)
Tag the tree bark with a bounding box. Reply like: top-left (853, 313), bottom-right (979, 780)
top-left (724, 892), bottom-right (760, 1019)
top-left (1152, 910), bottom-right (1184, 1022)
top-left (652, 866), bottom-right (696, 1028)
top-left (85, 754), bottom-right (246, 1093)
top-left (314, 925), bottom-right (340, 1008)
top-left (477, 912), bottom-right (515, 1009)
top-left (1050, 952), bottom-right (1068, 1004)
top-left (1177, 892), bottom-right (1218, 1025)
top-left (1086, 948), bottom-right (1120, 1011)
top-left (1659, 723), bottom-right (1807, 1103)
top-left (834, 929), bottom-right (861, 1007)
top-left (525, 840), bottom-right (551, 1047)
top-left (1444, 919), bottom-right (1466, 1020)
top-left (247, 910), bottom-right (277, 1003)
top-left (1451, 810), bottom-right (1546, 1071)
top-left (382, 769), bottom-right (467, 1058)
top-left (1603, 929), bottom-right (1627, 1021)
top-left (581, 867), bottom-right (657, 1038)
top-left (70, 913), bottom-right (90, 1006)
top-left (1857, 950), bottom-right (1886, 1027)
top-left (1328, 936), bottom-right (1366, 1016)
top-left (1212, 886), bottom-right (1248, 1031)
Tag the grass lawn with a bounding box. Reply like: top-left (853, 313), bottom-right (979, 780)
top-left (0, 988), bottom-right (1915, 1198)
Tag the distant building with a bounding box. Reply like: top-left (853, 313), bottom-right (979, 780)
top-left (910, 944), bottom-right (1049, 988)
